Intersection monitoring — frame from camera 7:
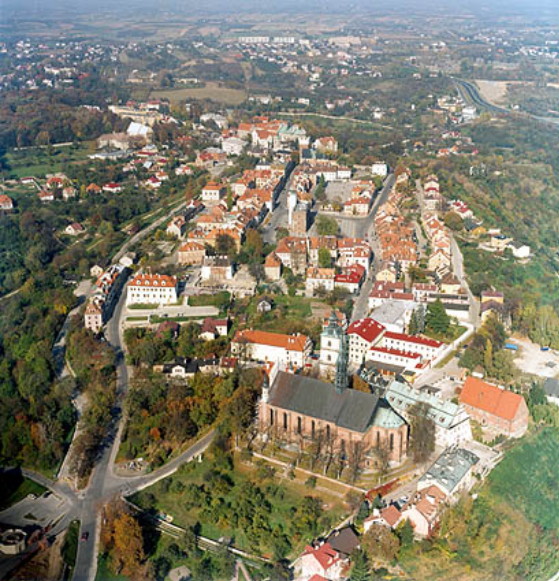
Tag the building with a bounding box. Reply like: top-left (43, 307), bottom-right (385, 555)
top-left (84, 264), bottom-right (128, 332)
top-left (306, 267), bottom-right (335, 295)
top-left (418, 447), bottom-right (480, 498)
top-left (0, 195), bottom-right (14, 211)
top-left (201, 182), bottom-right (226, 205)
top-left (385, 380), bottom-right (472, 447)
top-left (232, 329), bottom-right (312, 369)
top-left (543, 378), bottom-right (559, 407)
top-left (199, 318), bottom-right (229, 341)
top-left (319, 312), bottom-right (347, 379)
top-left (178, 242), bottom-right (206, 266)
top-left (371, 162), bottom-right (388, 177)
top-left (264, 252), bottom-right (282, 281)
top-left (201, 256), bottom-right (234, 282)
top-left (84, 299), bottom-right (103, 334)
top-left (347, 318), bottom-right (385, 365)
top-left (167, 216), bottom-right (187, 238)
top-left (295, 542), bottom-right (346, 581)
top-left (259, 370), bottom-right (409, 463)
top-left (459, 376), bottom-right (529, 438)
top-left (400, 485), bottom-right (447, 538)
top-left (64, 222), bottom-right (85, 236)
top-left (126, 273), bottom-right (178, 306)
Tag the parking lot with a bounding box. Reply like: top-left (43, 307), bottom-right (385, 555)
top-left (512, 337), bottom-right (559, 378)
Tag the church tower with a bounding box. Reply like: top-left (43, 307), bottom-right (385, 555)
top-left (319, 311), bottom-right (344, 380)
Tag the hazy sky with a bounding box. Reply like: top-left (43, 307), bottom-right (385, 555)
top-left (2, 0), bottom-right (559, 19)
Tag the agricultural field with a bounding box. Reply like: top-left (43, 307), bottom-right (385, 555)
top-left (150, 82), bottom-right (247, 106)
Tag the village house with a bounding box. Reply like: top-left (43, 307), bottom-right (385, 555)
top-left (126, 273), bottom-right (178, 306)
top-left (64, 222), bottom-right (86, 236)
top-left (0, 195), bottom-right (14, 211)
top-left (200, 256), bottom-right (234, 282)
top-left (264, 252), bottom-right (282, 280)
top-left (166, 216), bottom-right (187, 238)
top-left (400, 485), bottom-right (447, 538)
top-left (294, 542), bottom-right (347, 581)
top-left (364, 504), bottom-right (403, 532)
top-left (199, 318), bottom-right (229, 341)
top-left (200, 182), bottom-right (226, 206)
top-left (305, 267), bottom-right (336, 295)
top-left (459, 376), bottom-right (529, 438)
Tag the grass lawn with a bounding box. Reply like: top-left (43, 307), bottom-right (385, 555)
top-left (189, 291), bottom-right (230, 309)
top-left (61, 520), bottom-right (80, 581)
top-left (0, 478), bottom-right (47, 510)
top-left (425, 324), bottom-right (467, 344)
top-left (399, 428), bottom-right (559, 581)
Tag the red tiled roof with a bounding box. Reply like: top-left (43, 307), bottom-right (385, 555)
top-left (380, 505), bottom-right (402, 527)
top-left (128, 273), bottom-right (177, 288)
top-left (303, 543), bottom-right (340, 571)
top-left (347, 318), bottom-right (385, 344)
top-left (459, 376), bottom-right (524, 421)
top-left (234, 329), bottom-right (309, 352)
top-left (384, 331), bottom-right (443, 348)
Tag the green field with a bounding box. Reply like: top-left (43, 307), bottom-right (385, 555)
top-left (5, 142), bottom-right (95, 179)
top-left (400, 428), bottom-right (559, 581)
top-left (150, 82), bottom-right (246, 105)
top-left (188, 291), bottom-right (230, 309)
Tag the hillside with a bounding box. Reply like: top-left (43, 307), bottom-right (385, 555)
top-left (399, 428), bottom-right (559, 581)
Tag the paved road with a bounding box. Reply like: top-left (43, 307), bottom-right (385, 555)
top-left (261, 174), bottom-right (291, 244)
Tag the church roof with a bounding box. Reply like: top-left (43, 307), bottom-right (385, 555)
top-left (268, 371), bottom-right (380, 432)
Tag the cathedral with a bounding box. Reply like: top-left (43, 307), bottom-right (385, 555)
top-left (257, 313), bottom-right (409, 464)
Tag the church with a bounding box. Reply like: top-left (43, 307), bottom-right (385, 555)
top-left (257, 313), bottom-right (409, 464)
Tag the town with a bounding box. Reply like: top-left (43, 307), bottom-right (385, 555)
top-left (1, 4), bottom-right (559, 581)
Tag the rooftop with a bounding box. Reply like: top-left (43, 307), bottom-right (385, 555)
top-left (418, 447), bottom-right (479, 495)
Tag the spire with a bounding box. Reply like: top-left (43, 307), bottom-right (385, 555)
top-left (261, 372), bottom-right (270, 403)
top-left (335, 332), bottom-right (349, 394)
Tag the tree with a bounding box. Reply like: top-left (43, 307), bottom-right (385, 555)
top-left (316, 215), bottom-right (339, 236)
top-left (215, 233), bottom-right (237, 257)
top-left (318, 247), bottom-right (332, 268)
top-left (426, 299), bottom-right (450, 335)
top-left (396, 519), bottom-right (415, 550)
top-left (349, 549), bottom-right (371, 581)
top-left (409, 402), bottom-right (435, 463)
top-left (361, 523), bottom-right (400, 563)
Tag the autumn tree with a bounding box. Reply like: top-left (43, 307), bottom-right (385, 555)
top-left (409, 402), bottom-right (435, 463)
top-left (361, 523), bottom-right (400, 563)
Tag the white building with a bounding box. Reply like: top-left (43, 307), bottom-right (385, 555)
top-left (371, 162), bottom-right (388, 177)
top-left (231, 329), bottom-right (312, 369)
top-left (126, 273), bottom-right (178, 306)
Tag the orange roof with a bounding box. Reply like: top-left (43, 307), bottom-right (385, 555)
top-left (128, 273), bottom-right (177, 288)
top-left (234, 329), bottom-right (309, 352)
top-left (179, 241), bottom-right (205, 252)
top-left (264, 252), bottom-right (281, 267)
top-left (460, 376), bottom-right (525, 421)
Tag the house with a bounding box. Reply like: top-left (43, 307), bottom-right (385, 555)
top-left (65, 222), bottom-right (85, 236)
top-left (305, 267), bottom-right (335, 295)
top-left (295, 543), bottom-right (346, 581)
top-left (334, 264), bottom-right (366, 294)
top-left (201, 182), bottom-right (226, 205)
top-left (38, 190), bottom-right (55, 202)
top-left (62, 187), bottom-right (76, 200)
top-left (86, 183), bottom-right (102, 195)
top-left (459, 376), bottom-right (529, 438)
top-left (126, 273), bottom-right (178, 306)
top-left (543, 378), bottom-right (559, 406)
top-left (326, 527), bottom-right (360, 558)
top-left (440, 274), bottom-right (461, 295)
top-left (199, 318), bottom-right (229, 341)
top-left (232, 329), bottom-right (312, 369)
top-left (313, 136), bottom-right (339, 153)
top-left (385, 380), bottom-right (472, 447)
top-left (119, 252), bottom-right (137, 268)
top-left (264, 252), bottom-right (282, 281)
top-left (103, 182), bottom-right (123, 194)
top-left (0, 195), bottom-right (14, 211)
top-left (156, 320), bottom-right (181, 340)
top-left (400, 485), bottom-right (447, 538)
top-left (363, 505), bottom-right (402, 532)
top-left (84, 300), bottom-right (103, 334)
top-left (201, 256), bottom-right (234, 282)
top-left (178, 242), bottom-right (206, 266)
top-left (259, 370), bottom-right (409, 463)
top-left (167, 216), bottom-right (187, 238)
top-left (417, 447), bottom-right (480, 499)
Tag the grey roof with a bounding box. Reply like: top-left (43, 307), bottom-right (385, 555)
top-left (372, 300), bottom-right (416, 326)
top-left (327, 527), bottom-right (360, 557)
top-left (419, 447), bottom-right (479, 495)
top-left (544, 378), bottom-right (559, 397)
top-left (269, 371), bottom-right (380, 432)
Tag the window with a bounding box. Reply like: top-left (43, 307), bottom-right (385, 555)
top-left (326, 425), bottom-right (331, 439)
top-left (270, 409), bottom-right (274, 425)
top-left (297, 416), bottom-right (302, 434)
top-left (283, 413), bottom-right (288, 430)
top-left (311, 420), bottom-right (315, 438)
top-left (390, 434), bottom-right (394, 451)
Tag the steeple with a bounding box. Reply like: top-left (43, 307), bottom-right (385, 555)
top-left (261, 372), bottom-right (270, 403)
top-left (335, 327), bottom-right (349, 394)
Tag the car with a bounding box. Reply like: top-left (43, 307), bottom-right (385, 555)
top-left (80, 532), bottom-right (89, 542)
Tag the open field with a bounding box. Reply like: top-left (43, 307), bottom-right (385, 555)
top-left (150, 82), bottom-right (246, 105)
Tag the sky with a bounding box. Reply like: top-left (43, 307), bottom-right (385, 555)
top-left (2, 0), bottom-right (559, 19)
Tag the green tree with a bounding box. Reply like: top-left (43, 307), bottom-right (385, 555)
top-left (215, 234), bottom-right (237, 257)
top-left (426, 299), bottom-right (450, 335)
top-left (318, 247), bottom-right (332, 268)
top-left (316, 215), bottom-right (339, 236)
top-left (350, 549), bottom-right (371, 581)
top-left (361, 523), bottom-right (400, 563)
